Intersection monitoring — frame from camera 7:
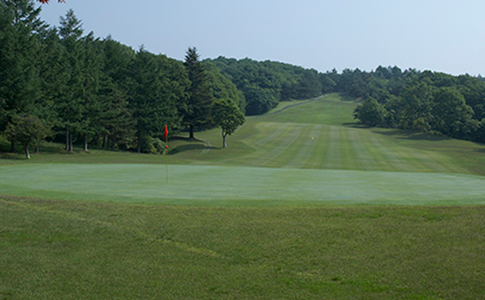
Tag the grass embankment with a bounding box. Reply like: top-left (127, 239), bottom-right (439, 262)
top-left (1, 196), bottom-right (484, 299)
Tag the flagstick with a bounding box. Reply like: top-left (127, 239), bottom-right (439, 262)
top-left (165, 133), bottom-right (169, 184)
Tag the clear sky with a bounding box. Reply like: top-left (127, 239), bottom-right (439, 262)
top-left (38, 0), bottom-right (485, 75)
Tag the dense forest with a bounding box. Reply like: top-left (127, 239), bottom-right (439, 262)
top-left (0, 0), bottom-right (332, 155)
top-left (0, 0), bottom-right (249, 155)
top-left (206, 57), bottom-right (334, 115)
top-left (351, 67), bottom-right (485, 143)
top-left (1, 0), bottom-right (485, 157)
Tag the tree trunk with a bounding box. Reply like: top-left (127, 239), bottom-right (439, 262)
top-left (189, 124), bottom-right (195, 139)
top-left (69, 132), bottom-right (73, 152)
top-left (23, 143), bottom-right (30, 159)
top-left (222, 131), bottom-right (227, 148)
top-left (65, 127), bottom-right (69, 151)
top-left (103, 136), bottom-right (106, 149)
top-left (137, 131), bottom-right (142, 153)
top-left (11, 140), bottom-right (16, 153)
top-left (35, 141), bottom-right (39, 154)
top-left (84, 132), bottom-right (88, 151)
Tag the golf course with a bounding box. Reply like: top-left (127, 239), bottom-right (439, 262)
top-left (1, 93), bottom-right (485, 299)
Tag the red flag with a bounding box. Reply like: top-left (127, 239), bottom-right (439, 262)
top-left (162, 125), bottom-right (168, 139)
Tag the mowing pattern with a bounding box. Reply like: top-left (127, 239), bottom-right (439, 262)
top-left (222, 121), bottom-right (460, 174)
top-left (196, 93), bottom-right (485, 176)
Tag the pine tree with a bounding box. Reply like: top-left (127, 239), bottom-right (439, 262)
top-left (56, 9), bottom-right (84, 152)
top-left (97, 37), bottom-right (135, 150)
top-left (37, 26), bottom-right (66, 151)
top-left (128, 47), bottom-right (178, 153)
top-left (78, 32), bottom-right (102, 151)
top-left (182, 47), bottom-right (213, 139)
top-left (0, 0), bottom-right (44, 151)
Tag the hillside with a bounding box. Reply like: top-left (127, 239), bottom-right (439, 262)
top-left (170, 93), bottom-right (485, 176)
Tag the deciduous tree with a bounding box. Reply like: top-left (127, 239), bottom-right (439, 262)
top-left (5, 114), bottom-right (49, 159)
top-left (211, 98), bottom-right (245, 148)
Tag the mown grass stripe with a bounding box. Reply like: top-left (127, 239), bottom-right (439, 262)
top-left (323, 126), bottom-right (341, 170)
top-left (305, 125), bottom-right (330, 169)
top-left (254, 122), bottom-right (290, 147)
top-left (370, 136), bottom-right (416, 172)
top-left (283, 124), bottom-right (322, 169)
top-left (348, 129), bottom-right (378, 171)
top-left (412, 150), bottom-right (451, 173)
top-left (338, 127), bottom-right (358, 170)
top-left (252, 124), bottom-right (306, 167)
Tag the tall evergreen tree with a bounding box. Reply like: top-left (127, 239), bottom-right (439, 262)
top-left (183, 47), bottom-right (213, 139)
top-left (97, 36), bottom-right (135, 150)
top-left (128, 47), bottom-right (178, 153)
top-left (78, 32), bottom-right (102, 151)
top-left (56, 9), bottom-right (84, 152)
top-left (0, 0), bottom-right (44, 151)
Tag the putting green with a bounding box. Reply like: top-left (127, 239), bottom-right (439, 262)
top-left (1, 163), bottom-right (484, 206)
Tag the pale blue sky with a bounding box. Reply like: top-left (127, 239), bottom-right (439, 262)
top-left (38, 0), bottom-right (485, 75)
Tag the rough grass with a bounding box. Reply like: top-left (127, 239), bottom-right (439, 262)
top-left (1, 196), bottom-right (484, 299)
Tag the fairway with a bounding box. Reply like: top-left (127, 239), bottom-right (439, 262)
top-left (168, 94), bottom-right (485, 177)
top-left (1, 163), bottom-right (484, 206)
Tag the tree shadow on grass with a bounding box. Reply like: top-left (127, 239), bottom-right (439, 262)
top-left (342, 122), bottom-right (366, 128)
top-left (339, 93), bottom-right (362, 102)
top-left (0, 152), bottom-right (21, 160)
top-left (373, 129), bottom-right (452, 142)
top-left (169, 144), bottom-right (206, 155)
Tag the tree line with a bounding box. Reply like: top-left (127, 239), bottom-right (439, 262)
top-left (0, 0), bottom-right (245, 157)
top-left (351, 66), bottom-right (485, 143)
top-left (206, 57), bottom-right (335, 115)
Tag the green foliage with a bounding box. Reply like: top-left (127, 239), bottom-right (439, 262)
top-left (205, 62), bottom-right (246, 113)
top-left (5, 113), bottom-right (49, 158)
top-left (182, 47), bottom-right (213, 138)
top-left (431, 87), bottom-right (474, 138)
top-left (243, 84), bottom-right (277, 115)
top-left (353, 97), bottom-right (386, 127)
top-left (0, 0), bottom-right (43, 130)
top-left (351, 68), bottom-right (485, 143)
top-left (211, 98), bottom-right (245, 147)
top-left (207, 57), bottom-right (326, 115)
top-left (138, 134), bottom-right (165, 154)
top-left (128, 47), bottom-right (180, 152)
